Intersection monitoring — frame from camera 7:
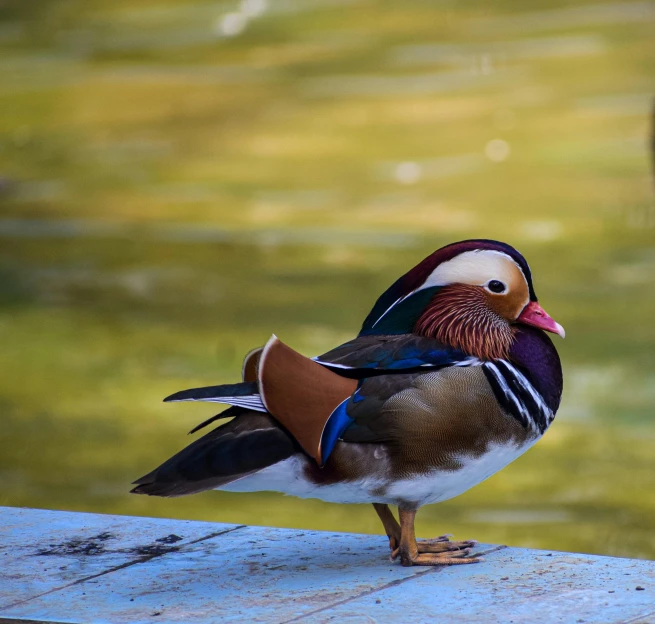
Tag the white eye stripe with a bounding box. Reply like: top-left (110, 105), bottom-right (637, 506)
top-left (370, 249), bottom-right (529, 329)
top-left (422, 250), bottom-right (524, 290)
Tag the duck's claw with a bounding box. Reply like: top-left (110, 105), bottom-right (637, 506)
top-left (391, 536), bottom-right (478, 560)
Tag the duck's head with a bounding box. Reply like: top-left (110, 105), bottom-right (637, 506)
top-left (360, 239), bottom-right (564, 361)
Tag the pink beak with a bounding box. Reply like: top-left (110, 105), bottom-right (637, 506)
top-left (517, 301), bottom-right (565, 338)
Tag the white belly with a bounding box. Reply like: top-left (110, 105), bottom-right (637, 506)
top-left (219, 455), bottom-right (388, 504)
top-left (385, 439), bottom-right (537, 506)
top-left (218, 438), bottom-right (536, 506)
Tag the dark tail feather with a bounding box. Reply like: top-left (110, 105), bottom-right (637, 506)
top-left (131, 480), bottom-right (182, 497)
top-left (188, 406), bottom-right (239, 435)
top-left (131, 412), bottom-right (296, 497)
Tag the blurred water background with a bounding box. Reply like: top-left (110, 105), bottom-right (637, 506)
top-left (0, 0), bottom-right (654, 559)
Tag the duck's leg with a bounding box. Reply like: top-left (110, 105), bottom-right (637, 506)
top-left (394, 508), bottom-right (480, 566)
top-left (373, 503), bottom-right (401, 551)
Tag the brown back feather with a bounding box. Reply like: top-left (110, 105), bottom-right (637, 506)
top-left (258, 336), bottom-right (357, 464)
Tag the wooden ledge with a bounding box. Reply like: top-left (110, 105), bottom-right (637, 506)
top-left (0, 506), bottom-right (653, 623)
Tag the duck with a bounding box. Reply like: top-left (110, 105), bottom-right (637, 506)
top-left (132, 239), bottom-right (564, 567)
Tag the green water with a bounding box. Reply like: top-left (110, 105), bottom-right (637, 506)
top-left (1, 0), bottom-right (654, 559)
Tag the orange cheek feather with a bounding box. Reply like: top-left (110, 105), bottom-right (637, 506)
top-left (414, 285), bottom-right (514, 361)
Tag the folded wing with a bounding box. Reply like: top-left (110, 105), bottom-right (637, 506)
top-left (315, 333), bottom-right (474, 376)
top-left (161, 333), bottom-right (479, 466)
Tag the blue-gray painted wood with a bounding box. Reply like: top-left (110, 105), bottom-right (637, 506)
top-left (0, 506), bottom-right (653, 623)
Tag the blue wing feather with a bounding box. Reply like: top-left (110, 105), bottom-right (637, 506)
top-left (319, 398), bottom-right (354, 466)
top-left (315, 334), bottom-right (478, 462)
top-left (314, 334), bottom-right (471, 376)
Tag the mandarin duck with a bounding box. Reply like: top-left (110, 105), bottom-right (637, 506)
top-left (132, 240), bottom-right (564, 567)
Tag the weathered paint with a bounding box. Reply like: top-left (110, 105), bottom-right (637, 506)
top-left (0, 506), bottom-right (653, 624)
top-left (300, 550), bottom-right (655, 624)
top-left (0, 506), bottom-right (240, 609)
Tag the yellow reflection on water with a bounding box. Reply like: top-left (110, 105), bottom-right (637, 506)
top-left (0, 0), bottom-right (653, 559)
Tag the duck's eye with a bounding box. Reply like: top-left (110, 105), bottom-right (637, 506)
top-left (487, 280), bottom-right (507, 294)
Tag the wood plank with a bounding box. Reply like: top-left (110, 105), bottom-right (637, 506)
top-left (1, 519), bottom-right (435, 623)
top-left (1, 507), bottom-right (654, 624)
top-left (0, 506), bottom-right (241, 610)
top-left (296, 548), bottom-right (655, 623)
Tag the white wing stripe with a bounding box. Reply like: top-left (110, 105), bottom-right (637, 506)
top-left (314, 355), bottom-right (482, 370)
top-left (312, 359), bottom-right (354, 369)
top-left (168, 394), bottom-right (267, 412)
top-left (454, 356), bottom-right (483, 367)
